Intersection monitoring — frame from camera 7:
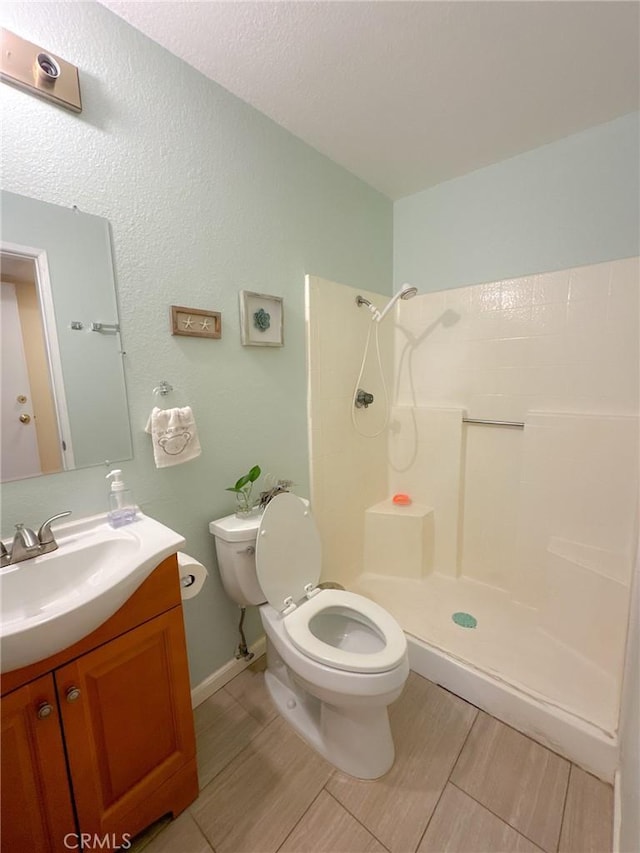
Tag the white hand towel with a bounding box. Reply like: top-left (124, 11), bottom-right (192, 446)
top-left (145, 406), bottom-right (202, 468)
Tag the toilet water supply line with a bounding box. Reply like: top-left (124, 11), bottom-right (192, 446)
top-left (235, 607), bottom-right (254, 661)
top-left (351, 284), bottom-right (418, 438)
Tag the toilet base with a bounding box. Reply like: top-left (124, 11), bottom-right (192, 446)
top-left (264, 659), bottom-right (395, 780)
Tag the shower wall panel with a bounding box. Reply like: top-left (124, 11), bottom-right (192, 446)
top-left (460, 425), bottom-right (523, 590)
top-left (388, 405), bottom-right (463, 576)
top-left (394, 256), bottom-right (639, 420)
top-left (306, 275), bottom-right (392, 585)
top-left (515, 412), bottom-right (637, 677)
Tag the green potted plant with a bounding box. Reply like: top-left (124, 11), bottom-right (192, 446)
top-left (226, 465), bottom-right (261, 516)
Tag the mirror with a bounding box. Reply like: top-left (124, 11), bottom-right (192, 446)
top-left (1, 191), bottom-right (132, 482)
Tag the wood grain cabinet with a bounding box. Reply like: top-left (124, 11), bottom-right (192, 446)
top-left (1, 674), bottom-right (76, 852)
top-left (0, 555), bottom-right (198, 853)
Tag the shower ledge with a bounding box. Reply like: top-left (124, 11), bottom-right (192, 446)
top-left (364, 499), bottom-right (434, 580)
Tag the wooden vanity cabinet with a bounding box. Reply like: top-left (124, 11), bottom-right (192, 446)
top-left (0, 555), bottom-right (198, 852)
top-left (1, 674), bottom-right (76, 852)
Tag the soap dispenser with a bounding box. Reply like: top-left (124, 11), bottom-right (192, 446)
top-left (106, 469), bottom-right (137, 528)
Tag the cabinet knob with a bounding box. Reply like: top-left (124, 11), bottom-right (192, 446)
top-left (36, 701), bottom-right (53, 720)
top-left (65, 686), bottom-right (81, 703)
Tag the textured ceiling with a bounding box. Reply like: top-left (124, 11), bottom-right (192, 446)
top-left (99, 1), bottom-right (640, 199)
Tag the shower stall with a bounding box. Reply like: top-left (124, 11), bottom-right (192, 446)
top-left (305, 259), bottom-right (639, 782)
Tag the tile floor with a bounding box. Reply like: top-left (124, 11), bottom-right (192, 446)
top-left (135, 657), bottom-right (613, 853)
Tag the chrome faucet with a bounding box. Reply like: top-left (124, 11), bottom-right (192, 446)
top-left (37, 512), bottom-right (73, 555)
top-left (1, 512), bottom-right (72, 567)
top-left (10, 524), bottom-right (41, 564)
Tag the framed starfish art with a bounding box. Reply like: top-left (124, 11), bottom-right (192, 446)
top-left (171, 305), bottom-right (221, 339)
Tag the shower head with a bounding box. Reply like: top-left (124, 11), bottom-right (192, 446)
top-left (355, 283), bottom-right (418, 322)
top-left (400, 285), bottom-right (418, 300)
top-left (374, 283), bottom-right (418, 323)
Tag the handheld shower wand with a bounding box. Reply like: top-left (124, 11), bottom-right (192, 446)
top-left (355, 284), bottom-right (418, 323)
top-left (374, 284), bottom-right (418, 322)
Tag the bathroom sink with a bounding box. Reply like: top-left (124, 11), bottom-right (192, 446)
top-left (0, 512), bottom-right (185, 673)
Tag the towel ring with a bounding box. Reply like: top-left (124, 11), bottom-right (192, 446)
top-left (153, 381), bottom-right (173, 397)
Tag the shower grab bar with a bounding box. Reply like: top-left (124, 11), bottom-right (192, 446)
top-left (462, 418), bottom-right (524, 429)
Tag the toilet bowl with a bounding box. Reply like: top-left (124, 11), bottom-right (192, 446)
top-left (209, 492), bottom-right (409, 779)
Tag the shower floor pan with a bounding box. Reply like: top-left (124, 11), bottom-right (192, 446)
top-left (352, 571), bottom-right (619, 782)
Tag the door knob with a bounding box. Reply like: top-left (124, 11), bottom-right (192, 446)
top-left (36, 701), bottom-right (53, 720)
top-left (65, 686), bottom-right (81, 703)
top-left (19, 414), bottom-right (31, 424)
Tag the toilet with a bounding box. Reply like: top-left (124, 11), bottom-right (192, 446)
top-left (209, 492), bottom-right (409, 779)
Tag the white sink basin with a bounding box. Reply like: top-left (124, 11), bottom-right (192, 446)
top-left (1, 512), bottom-right (185, 673)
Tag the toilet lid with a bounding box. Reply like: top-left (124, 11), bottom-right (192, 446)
top-left (255, 493), bottom-right (321, 612)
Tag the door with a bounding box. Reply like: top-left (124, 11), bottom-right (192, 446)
top-left (1, 674), bottom-right (77, 853)
top-left (0, 280), bottom-right (42, 480)
top-left (56, 608), bottom-right (196, 846)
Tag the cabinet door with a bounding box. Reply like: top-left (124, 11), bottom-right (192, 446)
top-left (1, 674), bottom-right (76, 853)
top-left (56, 607), bottom-right (196, 844)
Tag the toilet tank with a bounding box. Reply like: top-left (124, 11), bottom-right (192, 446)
top-left (209, 511), bottom-right (265, 607)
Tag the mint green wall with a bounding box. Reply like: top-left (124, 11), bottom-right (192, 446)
top-left (0, 2), bottom-right (392, 685)
top-left (394, 113), bottom-right (640, 293)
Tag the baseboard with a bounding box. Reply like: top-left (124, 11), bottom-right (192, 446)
top-left (191, 636), bottom-right (267, 708)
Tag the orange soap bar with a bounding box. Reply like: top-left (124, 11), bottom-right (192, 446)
top-left (392, 493), bottom-right (412, 505)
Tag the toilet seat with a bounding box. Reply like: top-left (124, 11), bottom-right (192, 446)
top-left (283, 588), bottom-right (407, 673)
